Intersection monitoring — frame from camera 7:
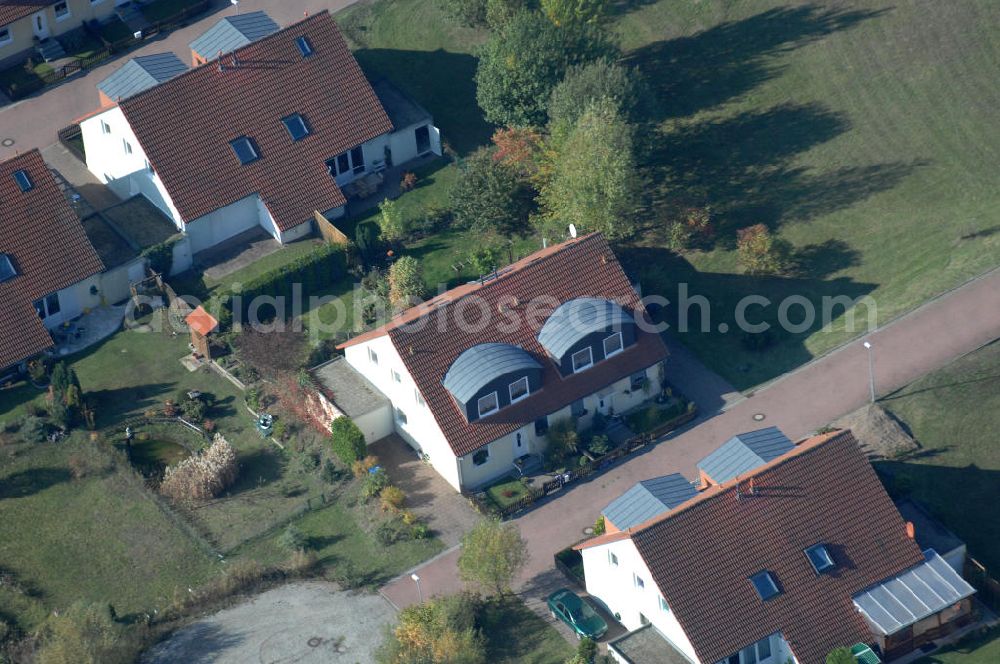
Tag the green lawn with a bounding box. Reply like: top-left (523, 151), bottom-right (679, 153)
top-left (234, 490), bottom-right (443, 588)
top-left (0, 437), bottom-right (218, 632)
top-left (877, 340), bottom-right (1000, 571)
top-left (915, 628), bottom-right (1000, 664)
top-left (339, 0), bottom-right (1000, 391)
top-left (486, 476), bottom-right (532, 510)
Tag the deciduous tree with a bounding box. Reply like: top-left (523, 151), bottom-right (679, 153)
top-left (549, 59), bottom-right (648, 133)
top-left (736, 224), bottom-right (791, 276)
top-left (376, 593), bottom-right (486, 664)
top-left (458, 519), bottom-right (529, 596)
top-left (541, 0), bottom-right (608, 28)
top-left (388, 256), bottom-right (426, 310)
top-left (450, 148), bottom-right (535, 238)
top-left (475, 11), bottom-right (616, 126)
top-left (539, 99), bottom-right (641, 240)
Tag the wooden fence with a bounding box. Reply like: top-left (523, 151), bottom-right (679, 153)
top-left (2, 0), bottom-right (211, 100)
top-left (471, 408), bottom-right (699, 520)
top-left (966, 556), bottom-right (1000, 612)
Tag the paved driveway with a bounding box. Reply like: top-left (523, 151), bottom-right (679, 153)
top-left (142, 582), bottom-right (393, 664)
top-left (0, 0), bottom-right (357, 160)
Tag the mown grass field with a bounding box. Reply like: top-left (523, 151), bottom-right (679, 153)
top-left (0, 437), bottom-right (219, 632)
top-left (334, 0), bottom-right (1000, 390)
top-left (879, 339), bottom-right (1000, 571)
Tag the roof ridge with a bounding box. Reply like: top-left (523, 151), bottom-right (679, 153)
top-left (121, 10), bottom-right (331, 110)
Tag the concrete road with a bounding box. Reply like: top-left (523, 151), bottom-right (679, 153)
top-left (142, 581), bottom-right (394, 664)
top-left (381, 265), bottom-right (1000, 609)
top-left (0, 0), bottom-right (356, 160)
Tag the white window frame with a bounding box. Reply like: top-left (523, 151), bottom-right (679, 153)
top-left (0, 28), bottom-right (12, 47)
top-left (508, 376), bottom-right (529, 403)
top-left (414, 389), bottom-right (425, 407)
top-left (477, 391), bottom-right (499, 418)
top-left (54, 1), bottom-right (71, 21)
top-left (756, 636), bottom-right (772, 661)
top-left (659, 595), bottom-right (670, 612)
top-left (122, 139), bottom-right (132, 155)
top-left (633, 573), bottom-right (645, 590)
top-left (472, 446), bottom-right (489, 466)
top-left (608, 551), bottom-right (618, 567)
top-left (804, 544), bottom-right (835, 574)
top-left (146, 160), bottom-right (154, 175)
top-left (34, 292), bottom-right (61, 320)
top-left (603, 332), bottom-right (623, 359)
top-left (571, 347), bottom-right (593, 373)
top-left (395, 407), bottom-right (408, 425)
top-left (368, 347), bottom-right (378, 365)
top-left (101, 120), bottom-right (111, 135)
top-left (391, 369), bottom-right (401, 383)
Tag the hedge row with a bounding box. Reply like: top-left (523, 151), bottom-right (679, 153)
top-left (213, 242), bottom-right (347, 325)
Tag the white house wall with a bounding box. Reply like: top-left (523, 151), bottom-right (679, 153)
top-left (353, 403), bottom-right (394, 444)
top-left (80, 107), bottom-right (183, 227)
top-left (344, 334), bottom-right (461, 490)
top-left (184, 194), bottom-right (262, 254)
top-left (582, 539), bottom-right (701, 663)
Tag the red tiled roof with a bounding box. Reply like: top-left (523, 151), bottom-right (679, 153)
top-left (185, 305), bottom-right (218, 336)
top-left (342, 234), bottom-right (669, 458)
top-left (0, 150), bottom-right (104, 369)
top-left (118, 11), bottom-right (392, 232)
top-left (0, 2), bottom-right (53, 28)
top-left (620, 430), bottom-right (924, 664)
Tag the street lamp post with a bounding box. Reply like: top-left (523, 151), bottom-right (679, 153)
top-left (863, 341), bottom-right (875, 404)
top-left (411, 573), bottom-right (423, 604)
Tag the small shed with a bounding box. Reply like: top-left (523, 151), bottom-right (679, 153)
top-left (185, 306), bottom-right (219, 360)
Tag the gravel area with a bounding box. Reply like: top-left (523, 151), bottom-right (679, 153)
top-left (142, 581), bottom-right (394, 664)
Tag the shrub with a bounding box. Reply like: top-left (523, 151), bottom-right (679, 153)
top-left (376, 593), bottom-right (486, 664)
top-left (321, 459), bottom-right (342, 483)
top-left (411, 522), bottom-right (431, 540)
top-left (826, 647), bottom-right (857, 664)
top-left (363, 467), bottom-right (390, 500)
top-left (388, 256), bottom-right (426, 310)
top-left (589, 434), bottom-right (610, 456)
top-left (593, 515), bottom-right (606, 535)
top-left (244, 386), bottom-right (262, 412)
top-left (376, 517), bottom-right (413, 546)
top-left (19, 415), bottom-right (47, 443)
top-left (162, 399), bottom-right (178, 417)
top-left (378, 198), bottom-right (409, 243)
top-left (736, 224), bottom-right (791, 276)
top-left (160, 434), bottom-right (239, 501)
top-left (400, 171), bottom-right (418, 191)
top-left (330, 417), bottom-right (366, 466)
top-left (278, 524), bottom-right (308, 551)
top-left (355, 221), bottom-right (381, 267)
top-left (380, 485), bottom-right (406, 513)
top-left (352, 454), bottom-right (380, 478)
top-left (400, 510), bottom-right (418, 525)
top-left (179, 396), bottom-right (206, 422)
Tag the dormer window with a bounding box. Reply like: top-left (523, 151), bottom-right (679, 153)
top-left (571, 347), bottom-right (593, 373)
top-left (229, 137), bottom-right (260, 165)
top-left (749, 571), bottom-right (781, 601)
top-left (477, 392), bottom-right (499, 418)
top-left (282, 113), bottom-right (311, 141)
top-left (0, 254), bottom-right (16, 282)
top-left (13, 170), bottom-right (33, 192)
top-left (603, 332), bottom-right (623, 358)
top-left (509, 376), bottom-right (529, 403)
top-left (804, 544), bottom-right (835, 574)
top-left (296, 36), bottom-right (314, 58)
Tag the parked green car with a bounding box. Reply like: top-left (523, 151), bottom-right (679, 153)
top-left (547, 588), bottom-right (609, 640)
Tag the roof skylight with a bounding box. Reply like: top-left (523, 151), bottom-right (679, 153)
top-left (0, 254), bottom-right (16, 282)
top-left (296, 36), bottom-right (313, 58)
top-left (749, 571), bottom-right (781, 601)
top-left (13, 170), bottom-right (33, 192)
top-left (229, 137), bottom-right (260, 165)
top-left (805, 544), bottom-right (836, 574)
top-left (282, 113), bottom-right (310, 141)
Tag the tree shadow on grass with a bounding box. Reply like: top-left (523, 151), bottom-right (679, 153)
top-left (646, 102), bottom-right (924, 244)
top-left (88, 383), bottom-right (176, 427)
top-left (354, 49), bottom-right (493, 155)
top-left (622, 246), bottom-right (878, 388)
top-left (0, 467), bottom-right (71, 500)
top-left (628, 4), bottom-right (892, 121)
top-left (875, 461), bottom-right (1000, 570)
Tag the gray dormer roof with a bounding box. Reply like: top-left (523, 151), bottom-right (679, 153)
top-left (442, 343), bottom-right (541, 403)
top-left (189, 10), bottom-right (280, 59)
top-left (538, 297), bottom-right (634, 359)
top-left (696, 426), bottom-right (795, 483)
top-left (97, 53), bottom-right (189, 102)
top-left (602, 473), bottom-right (697, 530)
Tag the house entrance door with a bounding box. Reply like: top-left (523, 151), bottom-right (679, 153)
top-left (33, 12), bottom-right (50, 39)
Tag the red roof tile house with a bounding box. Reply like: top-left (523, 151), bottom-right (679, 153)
top-left (78, 11), bottom-right (441, 261)
top-left (0, 150), bottom-right (104, 373)
top-left (332, 233), bottom-right (669, 492)
top-left (575, 430), bottom-right (977, 664)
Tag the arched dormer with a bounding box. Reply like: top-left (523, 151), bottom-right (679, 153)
top-left (443, 343), bottom-right (543, 422)
top-left (538, 298), bottom-right (636, 375)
